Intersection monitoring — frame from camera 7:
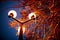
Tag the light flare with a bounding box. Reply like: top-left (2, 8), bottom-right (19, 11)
top-left (17, 26), bottom-right (25, 36)
top-left (8, 10), bottom-right (17, 18)
top-left (28, 12), bottom-right (36, 24)
top-left (17, 27), bottom-right (20, 35)
top-left (28, 12), bottom-right (36, 19)
top-left (23, 27), bottom-right (25, 34)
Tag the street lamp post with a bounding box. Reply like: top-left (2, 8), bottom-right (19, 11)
top-left (8, 12), bottom-right (37, 40)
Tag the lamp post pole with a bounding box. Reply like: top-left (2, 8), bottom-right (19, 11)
top-left (8, 15), bottom-right (37, 40)
top-left (19, 23), bottom-right (23, 40)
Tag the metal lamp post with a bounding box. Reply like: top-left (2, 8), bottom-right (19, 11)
top-left (8, 13), bottom-right (37, 40)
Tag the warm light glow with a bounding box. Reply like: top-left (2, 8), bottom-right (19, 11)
top-left (23, 27), bottom-right (25, 34)
top-left (8, 10), bottom-right (17, 18)
top-left (28, 12), bottom-right (36, 19)
top-left (17, 26), bottom-right (25, 36)
top-left (17, 27), bottom-right (20, 35)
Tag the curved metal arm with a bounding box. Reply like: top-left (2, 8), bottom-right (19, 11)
top-left (8, 15), bottom-right (22, 24)
top-left (8, 15), bottom-right (38, 24)
top-left (23, 17), bottom-right (38, 24)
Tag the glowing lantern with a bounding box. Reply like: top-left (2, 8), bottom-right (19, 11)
top-left (28, 12), bottom-right (36, 19)
top-left (8, 10), bottom-right (17, 18)
top-left (23, 27), bottom-right (25, 34)
top-left (28, 12), bottom-right (36, 24)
